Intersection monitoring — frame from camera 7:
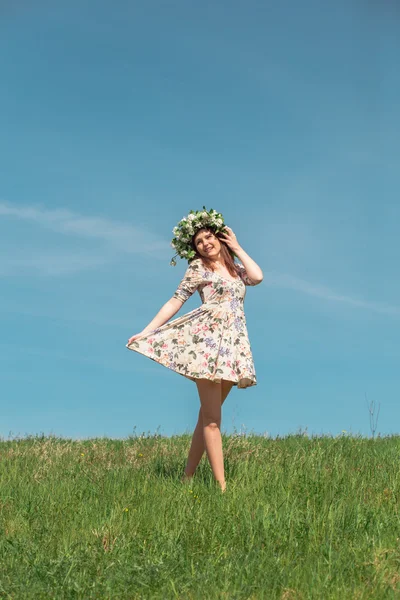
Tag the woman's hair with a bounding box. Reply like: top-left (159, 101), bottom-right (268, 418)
top-left (190, 227), bottom-right (239, 278)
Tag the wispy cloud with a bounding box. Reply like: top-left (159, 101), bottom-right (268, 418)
top-left (0, 201), bottom-right (169, 254)
top-left (0, 200), bottom-right (171, 276)
top-left (265, 272), bottom-right (400, 317)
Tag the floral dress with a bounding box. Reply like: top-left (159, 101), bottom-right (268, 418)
top-left (126, 258), bottom-right (258, 389)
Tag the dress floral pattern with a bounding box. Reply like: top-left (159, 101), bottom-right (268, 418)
top-left (127, 258), bottom-right (258, 389)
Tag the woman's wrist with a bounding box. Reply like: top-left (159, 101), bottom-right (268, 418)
top-left (232, 245), bottom-right (244, 257)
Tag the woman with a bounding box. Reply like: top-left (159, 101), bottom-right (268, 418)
top-left (126, 208), bottom-right (263, 492)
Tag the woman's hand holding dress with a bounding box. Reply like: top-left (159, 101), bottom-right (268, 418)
top-left (127, 329), bottom-right (151, 345)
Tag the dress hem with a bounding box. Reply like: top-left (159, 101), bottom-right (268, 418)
top-left (126, 344), bottom-right (257, 389)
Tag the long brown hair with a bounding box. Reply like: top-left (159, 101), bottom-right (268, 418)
top-left (190, 227), bottom-right (239, 278)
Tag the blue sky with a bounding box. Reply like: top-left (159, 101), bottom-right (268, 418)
top-left (1, 1), bottom-right (399, 440)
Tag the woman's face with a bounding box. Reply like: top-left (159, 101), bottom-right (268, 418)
top-left (193, 228), bottom-right (222, 259)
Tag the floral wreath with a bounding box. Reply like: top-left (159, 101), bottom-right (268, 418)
top-left (170, 206), bottom-right (227, 266)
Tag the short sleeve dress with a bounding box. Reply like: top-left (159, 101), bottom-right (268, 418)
top-left (126, 258), bottom-right (258, 389)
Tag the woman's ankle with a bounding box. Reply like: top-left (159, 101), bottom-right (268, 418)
top-left (218, 479), bottom-right (226, 492)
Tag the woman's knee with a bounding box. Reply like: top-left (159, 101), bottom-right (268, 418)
top-left (196, 379), bottom-right (222, 425)
top-left (202, 418), bottom-right (221, 431)
top-left (197, 408), bottom-right (220, 428)
top-left (201, 407), bottom-right (221, 427)
top-left (203, 421), bottom-right (220, 432)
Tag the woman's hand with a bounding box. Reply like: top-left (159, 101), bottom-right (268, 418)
top-left (219, 226), bottom-right (242, 254)
top-left (127, 330), bottom-right (150, 346)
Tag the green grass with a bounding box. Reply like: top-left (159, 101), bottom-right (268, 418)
top-left (1, 431), bottom-right (399, 599)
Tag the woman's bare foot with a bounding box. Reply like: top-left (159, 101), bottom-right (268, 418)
top-left (181, 473), bottom-right (193, 483)
top-left (219, 480), bottom-right (226, 493)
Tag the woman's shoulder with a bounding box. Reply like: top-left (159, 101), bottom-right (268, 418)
top-left (187, 258), bottom-right (208, 280)
top-left (188, 257), bottom-right (203, 269)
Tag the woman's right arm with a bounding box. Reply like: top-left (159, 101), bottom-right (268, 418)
top-left (127, 298), bottom-right (183, 344)
top-left (140, 298), bottom-right (183, 333)
top-left (127, 259), bottom-right (201, 345)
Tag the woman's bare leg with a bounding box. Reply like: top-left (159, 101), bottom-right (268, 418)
top-left (197, 379), bottom-right (224, 490)
top-left (182, 379), bottom-right (234, 481)
top-left (182, 407), bottom-right (205, 480)
top-left (183, 379), bottom-right (233, 491)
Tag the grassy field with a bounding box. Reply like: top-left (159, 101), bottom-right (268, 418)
top-left (0, 431), bottom-right (399, 599)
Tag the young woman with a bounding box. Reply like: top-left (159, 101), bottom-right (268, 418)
top-left (126, 208), bottom-right (263, 492)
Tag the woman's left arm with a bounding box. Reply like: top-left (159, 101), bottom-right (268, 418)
top-left (219, 226), bottom-right (263, 284)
